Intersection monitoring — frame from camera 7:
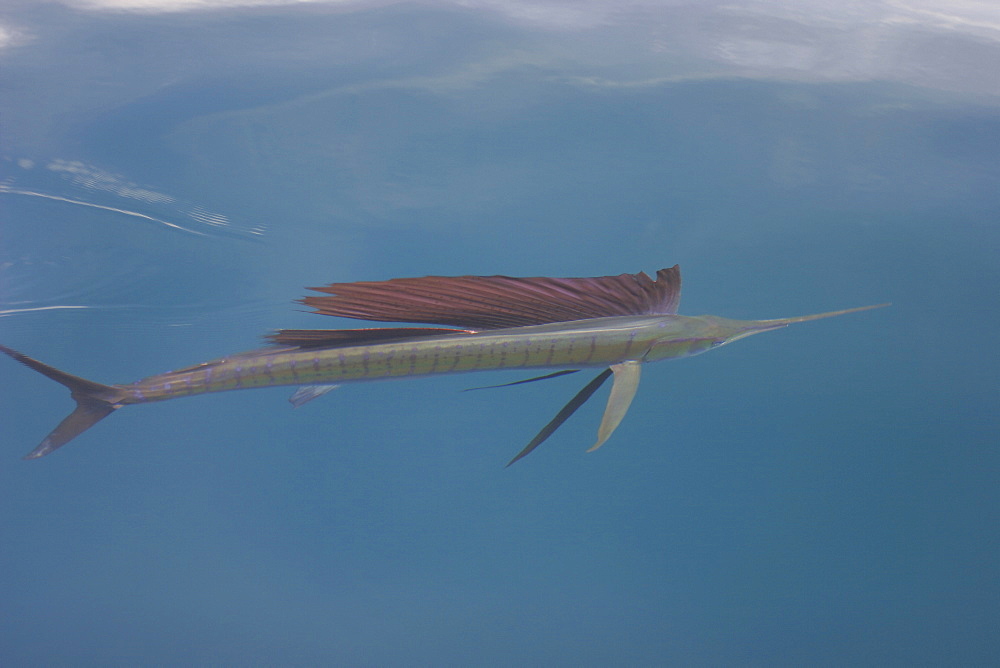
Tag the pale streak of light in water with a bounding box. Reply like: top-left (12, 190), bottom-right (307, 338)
top-left (0, 305), bottom-right (91, 318)
top-left (0, 184), bottom-right (209, 236)
top-left (1, 159), bottom-right (268, 237)
top-left (0, 301), bottom-right (280, 336)
top-left (0, 304), bottom-right (187, 320)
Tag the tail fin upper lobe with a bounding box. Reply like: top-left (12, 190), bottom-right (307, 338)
top-left (0, 344), bottom-right (126, 459)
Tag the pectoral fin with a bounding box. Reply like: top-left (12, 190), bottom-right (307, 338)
top-left (588, 361), bottom-right (641, 452)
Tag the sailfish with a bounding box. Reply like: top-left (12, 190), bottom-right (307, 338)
top-left (0, 266), bottom-right (887, 464)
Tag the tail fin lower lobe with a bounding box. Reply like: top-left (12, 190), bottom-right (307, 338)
top-left (0, 344), bottom-right (127, 459)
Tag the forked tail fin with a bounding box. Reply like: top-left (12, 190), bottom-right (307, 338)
top-left (0, 344), bottom-right (127, 459)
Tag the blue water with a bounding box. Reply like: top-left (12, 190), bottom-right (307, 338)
top-left (2, 2), bottom-right (998, 666)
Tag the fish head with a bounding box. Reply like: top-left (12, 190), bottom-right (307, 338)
top-left (641, 315), bottom-right (775, 361)
top-left (642, 304), bottom-right (888, 363)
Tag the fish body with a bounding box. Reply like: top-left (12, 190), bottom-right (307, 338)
top-left (123, 315), bottom-right (706, 404)
top-left (1, 266), bottom-right (887, 462)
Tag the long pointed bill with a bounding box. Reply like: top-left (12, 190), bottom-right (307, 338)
top-left (727, 303), bottom-right (890, 342)
top-left (588, 361), bottom-right (642, 452)
top-left (758, 303), bottom-right (890, 327)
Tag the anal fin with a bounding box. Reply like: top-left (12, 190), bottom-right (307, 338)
top-left (288, 384), bottom-right (339, 408)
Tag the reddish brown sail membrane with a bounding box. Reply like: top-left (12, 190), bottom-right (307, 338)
top-left (301, 266), bottom-right (682, 329)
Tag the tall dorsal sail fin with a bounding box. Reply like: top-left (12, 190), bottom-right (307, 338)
top-left (301, 266), bottom-right (682, 329)
top-left (267, 327), bottom-right (475, 348)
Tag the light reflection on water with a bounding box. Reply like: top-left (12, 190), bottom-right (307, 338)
top-left (0, 154), bottom-right (279, 337)
top-left (1, 156), bottom-right (266, 239)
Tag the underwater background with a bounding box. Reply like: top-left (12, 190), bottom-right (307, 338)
top-left (1, 1), bottom-right (998, 665)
